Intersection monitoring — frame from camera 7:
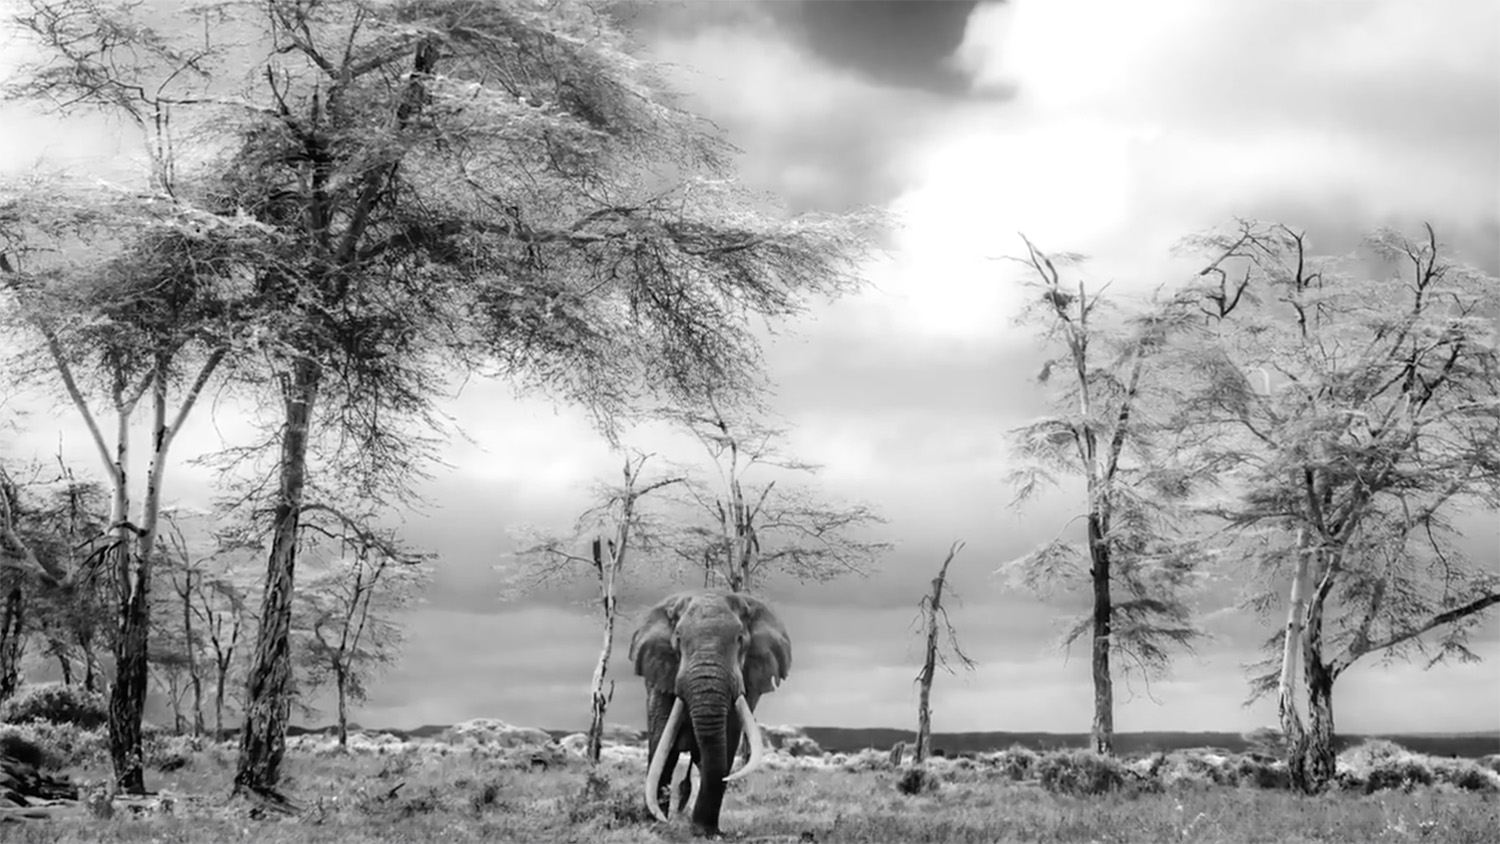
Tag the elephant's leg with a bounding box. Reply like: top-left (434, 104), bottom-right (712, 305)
top-left (674, 752), bottom-right (696, 814)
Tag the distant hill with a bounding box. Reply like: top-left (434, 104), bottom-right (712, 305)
top-left (278, 722), bottom-right (1500, 760)
top-left (788, 728), bottom-right (1500, 760)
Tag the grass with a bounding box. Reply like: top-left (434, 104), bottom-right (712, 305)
top-left (3, 739), bottom-right (1497, 843)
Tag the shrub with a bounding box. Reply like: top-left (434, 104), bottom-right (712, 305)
top-left (0, 722), bottom-right (108, 769)
top-left (1363, 757), bottom-right (1435, 793)
top-left (1338, 738), bottom-right (1409, 772)
top-left (0, 731), bottom-right (53, 769)
top-left (895, 765), bottom-right (941, 795)
top-left (1429, 758), bottom-right (1499, 794)
top-left (1035, 750), bottom-right (1128, 797)
top-left (1232, 754), bottom-right (1291, 790)
top-left (994, 746), bottom-right (1038, 781)
top-left (0, 683), bottom-right (107, 729)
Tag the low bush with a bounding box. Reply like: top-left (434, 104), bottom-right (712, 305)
top-left (0, 721), bottom-right (108, 769)
top-left (1362, 757), bottom-right (1435, 793)
top-left (895, 765), bottom-right (940, 795)
top-left (1427, 758), bottom-right (1499, 794)
top-left (1232, 754), bottom-right (1291, 790)
top-left (994, 746), bottom-right (1038, 781)
top-left (0, 730), bottom-right (53, 769)
top-left (0, 683), bottom-right (107, 729)
top-left (1035, 750), bottom-right (1128, 797)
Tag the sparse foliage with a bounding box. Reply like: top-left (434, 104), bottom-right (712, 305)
top-left (512, 450), bottom-right (682, 763)
top-left (998, 235), bottom-right (1211, 755)
top-left (293, 506), bottom-right (430, 749)
top-left (661, 399), bottom-right (889, 593)
top-left (1173, 220), bottom-right (1500, 793)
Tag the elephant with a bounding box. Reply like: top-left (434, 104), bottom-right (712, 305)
top-left (628, 589), bottom-right (792, 837)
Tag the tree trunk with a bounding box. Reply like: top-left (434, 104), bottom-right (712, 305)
top-left (1279, 529), bottom-right (1314, 789)
top-left (1302, 655), bottom-right (1336, 792)
top-left (54, 643), bottom-right (74, 687)
top-left (586, 547), bottom-right (616, 764)
top-left (215, 663), bottom-right (228, 743)
top-left (1295, 583), bottom-right (1338, 794)
top-left (0, 581), bottom-right (23, 702)
top-left (1087, 514), bottom-right (1114, 755)
top-left (181, 573), bottom-right (206, 737)
top-left (82, 637), bottom-right (98, 693)
top-left (234, 357), bottom-right (320, 796)
top-left (336, 665), bottom-right (349, 748)
top-left (914, 652), bottom-right (934, 764)
top-left (107, 539), bottom-right (150, 793)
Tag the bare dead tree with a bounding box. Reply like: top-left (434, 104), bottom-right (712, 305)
top-left (913, 541), bottom-right (974, 765)
top-left (513, 451), bottom-right (683, 763)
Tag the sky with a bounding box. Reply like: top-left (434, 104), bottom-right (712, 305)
top-left (2, 0), bottom-right (1499, 737)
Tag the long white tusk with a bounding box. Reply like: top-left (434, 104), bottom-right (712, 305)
top-left (644, 699), bottom-right (685, 822)
top-left (723, 695), bottom-right (766, 783)
top-left (686, 762), bottom-right (700, 812)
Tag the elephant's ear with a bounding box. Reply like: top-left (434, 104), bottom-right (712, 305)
top-left (733, 594), bottom-right (792, 697)
top-left (630, 593), bottom-right (689, 693)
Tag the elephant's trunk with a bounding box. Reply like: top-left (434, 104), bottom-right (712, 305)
top-left (685, 666), bottom-right (734, 835)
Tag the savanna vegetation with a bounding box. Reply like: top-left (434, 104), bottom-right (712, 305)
top-left (0, 0), bottom-right (1496, 841)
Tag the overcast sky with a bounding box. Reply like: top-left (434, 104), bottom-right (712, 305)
top-left (2, 0), bottom-right (1498, 736)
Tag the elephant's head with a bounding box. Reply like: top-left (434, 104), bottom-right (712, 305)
top-left (629, 589), bottom-right (791, 837)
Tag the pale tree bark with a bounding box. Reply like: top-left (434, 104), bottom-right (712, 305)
top-left (913, 541), bottom-right (971, 765)
top-left (583, 459), bottom-right (681, 763)
top-left (1276, 528), bottom-right (1313, 785)
top-left (586, 536), bottom-right (619, 764)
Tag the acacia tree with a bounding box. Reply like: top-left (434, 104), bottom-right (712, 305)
top-left (515, 451), bottom-right (682, 763)
top-left (0, 460), bottom-right (115, 697)
top-left (999, 236), bottom-right (1215, 755)
top-left (1174, 221), bottom-right (1500, 792)
top-left (662, 400), bottom-right (890, 593)
top-left (292, 516), bottom-right (429, 748)
top-left (0, 182), bottom-right (261, 790)
top-left (912, 540), bottom-right (972, 766)
top-left (11, 0), bottom-right (875, 797)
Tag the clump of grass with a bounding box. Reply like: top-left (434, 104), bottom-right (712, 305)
top-left (1035, 750), bottom-right (1129, 796)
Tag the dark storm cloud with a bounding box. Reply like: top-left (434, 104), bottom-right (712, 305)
top-left (768, 0), bottom-right (991, 96)
top-left (618, 1), bottom-right (1015, 212)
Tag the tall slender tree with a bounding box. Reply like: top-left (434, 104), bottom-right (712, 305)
top-left (999, 236), bottom-right (1214, 755)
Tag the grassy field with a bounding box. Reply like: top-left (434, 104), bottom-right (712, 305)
top-left (3, 738), bottom-right (1497, 844)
